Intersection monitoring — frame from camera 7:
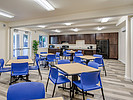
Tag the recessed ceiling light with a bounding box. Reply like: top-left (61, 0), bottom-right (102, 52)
top-left (52, 29), bottom-right (61, 33)
top-left (37, 25), bottom-right (46, 28)
top-left (64, 23), bottom-right (72, 26)
top-left (101, 17), bottom-right (110, 23)
top-left (0, 9), bottom-right (14, 18)
top-left (97, 26), bottom-right (104, 30)
top-left (34, 0), bottom-right (55, 11)
top-left (71, 28), bottom-right (79, 32)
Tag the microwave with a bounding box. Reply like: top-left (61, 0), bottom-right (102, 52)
top-left (49, 45), bottom-right (55, 48)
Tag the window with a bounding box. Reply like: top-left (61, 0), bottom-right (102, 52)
top-left (39, 35), bottom-right (47, 48)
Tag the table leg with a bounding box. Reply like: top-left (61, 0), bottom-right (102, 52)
top-left (70, 53), bottom-right (74, 61)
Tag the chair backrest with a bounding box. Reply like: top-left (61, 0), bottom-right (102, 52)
top-left (75, 52), bottom-right (83, 56)
top-left (17, 56), bottom-right (29, 59)
top-left (36, 54), bottom-right (40, 58)
top-left (94, 58), bottom-right (104, 66)
top-left (47, 55), bottom-right (56, 60)
top-left (56, 52), bottom-right (60, 57)
top-left (0, 59), bottom-right (4, 69)
top-left (93, 54), bottom-right (103, 58)
top-left (78, 50), bottom-right (82, 53)
top-left (49, 68), bottom-right (58, 83)
top-left (7, 82), bottom-right (45, 100)
top-left (80, 71), bottom-right (101, 90)
top-left (40, 52), bottom-right (47, 54)
top-left (58, 59), bottom-right (70, 64)
top-left (88, 61), bottom-right (99, 69)
top-left (73, 57), bottom-right (81, 63)
top-left (11, 62), bottom-right (29, 76)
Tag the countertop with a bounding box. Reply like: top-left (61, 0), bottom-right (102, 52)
top-left (48, 48), bottom-right (96, 50)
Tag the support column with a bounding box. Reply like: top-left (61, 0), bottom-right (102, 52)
top-left (125, 16), bottom-right (131, 80)
top-left (131, 17), bottom-right (133, 81)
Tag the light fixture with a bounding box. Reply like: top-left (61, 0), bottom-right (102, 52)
top-left (71, 28), bottom-right (79, 32)
top-left (97, 26), bottom-right (104, 30)
top-left (37, 25), bottom-right (46, 28)
top-left (0, 10), bottom-right (14, 18)
top-left (52, 29), bottom-right (61, 33)
top-left (101, 17), bottom-right (110, 23)
top-left (64, 23), bottom-right (72, 26)
top-left (34, 0), bottom-right (55, 11)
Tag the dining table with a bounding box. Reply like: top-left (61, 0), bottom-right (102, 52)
top-left (55, 63), bottom-right (100, 97)
top-left (78, 55), bottom-right (99, 65)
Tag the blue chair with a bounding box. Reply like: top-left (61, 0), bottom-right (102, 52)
top-left (78, 50), bottom-right (82, 53)
top-left (88, 61), bottom-right (99, 69)
top-left (7, 82), bottom-right (45, 100)
top-left (40, 52), bottom-right (47, 54)
top-left (93, 54), bottom-right (107, 76)
top-left (58, 60), bottom-right (70, 76)
top-left (73, 71), bottom-right (105, 100)
top-left (93, 54), bottom-right (103, 58)
top-left (56, 52), bottom-right (60, 60)
top-left (29, 57), bottom-right (42, 80)
top-left (73, 57), bottom-right (85, 65)
top-left (17, 56), bottom-right (29, 59)
top-left (46, 68), bottom-right (71, 98)
top-left (63, 51), bottom-right (71, 59)
top-left (45, 55), bottom-right (56, 67)
top-left (0, 59), bottom-right (11, 75)
top-left (9, 62), bottom-right (30, 85)
top-left (75, 52), bottom-right (83, 56)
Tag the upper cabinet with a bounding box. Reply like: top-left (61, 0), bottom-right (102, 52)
top-left (84, 34), bottom-right (96, 44)
top-left (49, 35), bottom-right (59, 44)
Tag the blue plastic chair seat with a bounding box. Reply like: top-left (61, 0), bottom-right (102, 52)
top-left (73, 80), bottom-right (102, 91)
top-left (49, 75), bottom-right (70, 84)
top-left (29, 66), bottom-right (38, 70)
top-left (12, 72), bottom-right (28, 76)
top-left (0, 68), bottom-right (11, 72)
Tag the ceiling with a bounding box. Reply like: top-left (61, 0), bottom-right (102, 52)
top-left (0, 0), bottom-right (133, 22)
top-left (0, 0), bottom-right (133, 34)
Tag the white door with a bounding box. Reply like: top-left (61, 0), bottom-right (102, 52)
top-left (13, 31), bottom-right (31, 58)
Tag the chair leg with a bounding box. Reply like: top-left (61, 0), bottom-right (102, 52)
top-left (38, 68), bottom-right (42, 80)
top-left (101, 87), bottom-right (105, 100)
top-left (70, 82), bottom-right (72, 99)
top-left (25, 75), bottom-right (31, 82)
top-left (103, 66), bottom-right (107, 76)
top-left (0, 73), bottom-right (1, 76)
top-left (9, 76), bottom-right (13, 85)
top-left (46, 77), bottom-right (49, 92)
top-left (82, 89), bottom-right (85, 100)
top-left (52, 83), bottom-right (57, 97)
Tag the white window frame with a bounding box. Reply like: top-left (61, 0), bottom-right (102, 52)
top-left (39, 35), bottom-right (48, 48)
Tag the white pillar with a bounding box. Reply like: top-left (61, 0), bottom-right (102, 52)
top-left (131, 17), bottom-right (133, 81)
top-left (125, 16), bottom-right (131, 79)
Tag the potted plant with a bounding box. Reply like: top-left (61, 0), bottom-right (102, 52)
top-left (32, 40), bottom-right (39, 58)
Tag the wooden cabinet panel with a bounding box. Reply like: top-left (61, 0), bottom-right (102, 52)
top-left (96, 33), bottom-right (110, 40)
top-left (85, 34), bottom-right (96, 44)
top-left (109, 44), bottom-right (118, 59)
top-left (69, 35), bottom-right (76, 44)
top-left (109, 33), bottom-right (118, 44)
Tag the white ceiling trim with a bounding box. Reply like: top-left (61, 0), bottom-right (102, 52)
top-left (8, 4), bottom-right (133, 28)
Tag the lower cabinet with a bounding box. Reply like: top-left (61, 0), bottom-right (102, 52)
top-left (48, 49), bottom-right (61, 54)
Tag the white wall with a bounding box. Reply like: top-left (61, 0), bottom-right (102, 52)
top-left (118, 27), bottom-right (126, 64)
top-left (131, 17), bottom-right (133, 81)
top-left (0, 22), bottom-right (8, 61)
top-left (31, 31), bottom-right (49, 58)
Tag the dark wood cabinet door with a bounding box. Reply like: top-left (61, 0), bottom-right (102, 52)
top-left (69, 35), bottom-right (76, 44)
top-left (109, 44), bottom-right (118, 59)
top-left (109, 33), bottom-right (118, 45)
top-left (85, 34), bottom-right (96, 44)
